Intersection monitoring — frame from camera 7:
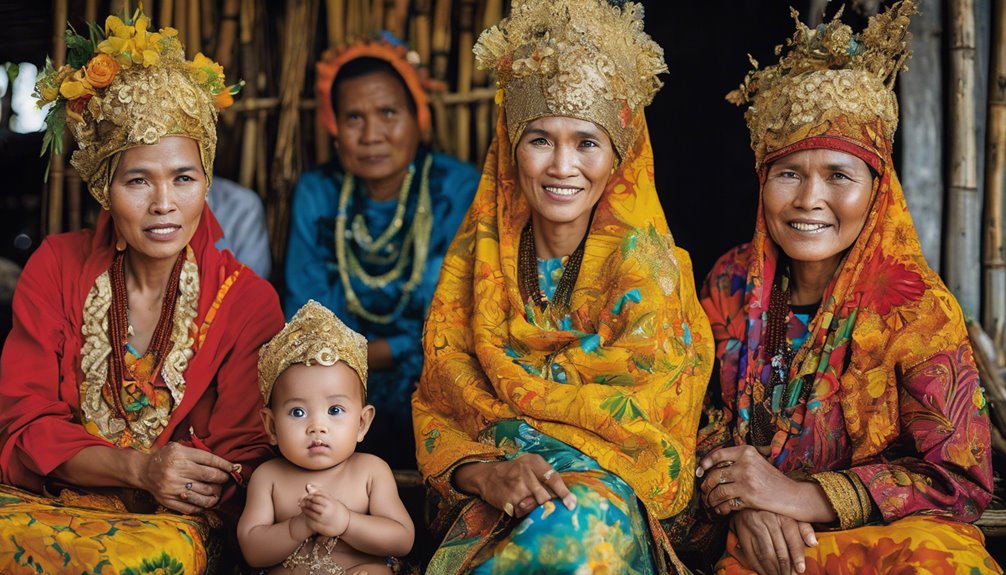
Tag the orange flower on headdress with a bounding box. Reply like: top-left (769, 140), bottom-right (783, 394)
top-left (84, 53), bottom-right (120, 88)
top-left (59, 69), bottom-right (96, 101)
top-left (66, 94), bottom-right (93, 123)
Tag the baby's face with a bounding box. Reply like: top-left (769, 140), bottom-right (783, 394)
top-left (262, 362), bottom-right (373, 471)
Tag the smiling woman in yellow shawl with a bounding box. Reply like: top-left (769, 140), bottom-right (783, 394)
top-left (411, 0), bottom-right (713, 573)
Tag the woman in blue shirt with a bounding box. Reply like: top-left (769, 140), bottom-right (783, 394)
top-left (285, 38), bottom-right (479, 469)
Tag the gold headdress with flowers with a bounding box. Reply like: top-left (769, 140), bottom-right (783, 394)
top-left (474, 0), bottom-right (666, 160)
top-left (257, 300), bottom-right (369, 405)
top-left (34, 8), bottom-right (239, 208)
top-left (727, 0), bottom-right (916, 168)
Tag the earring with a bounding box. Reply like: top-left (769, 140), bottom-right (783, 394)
top-left (115, 231), bottom-right (127, 252)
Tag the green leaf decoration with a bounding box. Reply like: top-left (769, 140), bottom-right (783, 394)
top-left (65, 25), bottom-right (96, 69)
top-left (599, 391), bottom-right (648, 422)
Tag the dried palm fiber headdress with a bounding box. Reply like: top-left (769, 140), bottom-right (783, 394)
top-left (258, 300), bottom-right (369, 405)
top-left (726, 0), bottom-right (916, 169)
top-left (316, 32), bottom-right (443, 140)
top-left (474, 0), bottom-right (666, 161)
top-left (34, 7), bottom-right (239, 209)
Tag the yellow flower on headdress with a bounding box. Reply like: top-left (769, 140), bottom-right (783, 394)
top-left (98, 13), bottom-right (166, 68)
top-left (59, 69), bottom-right (95, 100)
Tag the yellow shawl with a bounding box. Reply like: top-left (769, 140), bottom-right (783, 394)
top-left (412, 113), bottom-right (713, 519)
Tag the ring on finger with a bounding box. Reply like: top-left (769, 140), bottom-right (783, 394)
top-left (718, 474), bottom-right (728, 485)
top-left (729, 497), bottom-right (743, 509)
top-left (503, 502), bottom-right (515, 517)
top-left (185, 482), bottom-right (193, 491)
top-left (542, 468), bottom-right (556, 481)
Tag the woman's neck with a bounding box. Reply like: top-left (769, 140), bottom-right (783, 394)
top-left (362, 168), bottom-right (409, 202)
top-left (530, 213), bottom-right (589, 260)
top-left (125, 250), bottom-right (177, 299)
top-left (788, 256), bottom-right (842, 306)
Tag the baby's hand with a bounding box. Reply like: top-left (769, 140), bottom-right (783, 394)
top-left (300, 483), bottom-right (350, 538)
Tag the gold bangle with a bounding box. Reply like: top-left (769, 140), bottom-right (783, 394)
top-left (841, 470), bottom-right (873, 525)
top-left (811, 471), bottom-right (864, 530)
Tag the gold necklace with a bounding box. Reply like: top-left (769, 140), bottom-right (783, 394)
top-left (334, 155), bottom-right (433, 324)
top-left (346, 164), bottom-right (415, 255)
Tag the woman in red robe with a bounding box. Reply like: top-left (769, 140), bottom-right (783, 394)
top-left (0, 10), bottom-right (283, 573)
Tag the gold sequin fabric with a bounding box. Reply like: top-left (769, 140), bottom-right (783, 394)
top-left (78, 247), bottom-right (200, 450)
top-left (258, 300), bottom-right (368, 404)
top-left (474, 0), bottom-right (666, 160)
top-left (726, 0), bottom-right (916, 167)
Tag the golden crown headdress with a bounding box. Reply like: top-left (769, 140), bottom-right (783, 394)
top-left (474, 0), bottom-right (666, 160)
top-left (34, 8), bottom-right (239, 208)
top-left (258, 300), bottom-right (369, 405)
top-left (726, 0), bottom-right (916, 167)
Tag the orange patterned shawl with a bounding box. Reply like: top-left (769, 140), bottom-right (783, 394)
top-left (412, 112), bottom-right (713, 520)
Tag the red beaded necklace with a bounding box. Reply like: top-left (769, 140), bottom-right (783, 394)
top-left (749, 268), bottom-right (794, 447)
top-left (106, 249), bottom-right (186, 421)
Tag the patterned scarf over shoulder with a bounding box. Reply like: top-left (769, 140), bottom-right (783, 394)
top-left (413, 111), bottom-right (713, 520)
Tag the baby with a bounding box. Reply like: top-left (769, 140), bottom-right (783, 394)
top-left (238, 300), bottom-right (414, 574)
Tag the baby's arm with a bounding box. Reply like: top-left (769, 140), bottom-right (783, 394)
top-left (301, 456), bottom-right (414, 556)
top-left (236, 463), bottom-right (315, 567)
top-left (342, 455), bottom-right (415, 556)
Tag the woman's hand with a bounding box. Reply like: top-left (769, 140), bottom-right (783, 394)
top-left (139, 442), bottom-right (235, 514)
top-left (697, 446), bottom-right (835, 523)
top-left (300, 484), bottom-right (351, 538)
top-left (731, 509), bottom-right (818, 575)
top-left (453, 455), bottom-right (577, 518)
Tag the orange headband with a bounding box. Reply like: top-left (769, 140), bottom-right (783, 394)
top-left (316, 40), bottom-right (437, 140)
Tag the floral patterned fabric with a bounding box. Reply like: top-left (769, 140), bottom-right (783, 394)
top-left (0, 483), bottom-right (218, 574)
top-left (412, 111), bottom-right (712, 574)
top-left (428, 420), bottom-right (657, 575)
top-left (698, 111), bottom-right (998, 571)
top-left (717, 516), bottom-right (999, 575)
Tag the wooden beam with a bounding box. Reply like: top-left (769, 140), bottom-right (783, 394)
top-left (984, 0), bottom-right (1006, 361)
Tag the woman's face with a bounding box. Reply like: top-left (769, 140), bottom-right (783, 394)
top-left (108, 136), bottom-right (206, 262)
top-left (763, 148), bottom-right (874, 268)
top-left (334, 71), bottom-right (420, 197)
top-left (515, 116), bottom-right (615, 232)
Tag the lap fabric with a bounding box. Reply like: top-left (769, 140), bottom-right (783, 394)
top-left (0, 484), bottom-right (218, 574)
top-left (431, 420), bottom-right (656, 575)
top-left (715, 516), bottom-right (1002, 575)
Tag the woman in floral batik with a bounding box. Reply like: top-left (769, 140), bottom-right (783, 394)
top-left (693, 2), bottom-right (1001, 574)
top-left (411, 0), bottom-right (713, 573)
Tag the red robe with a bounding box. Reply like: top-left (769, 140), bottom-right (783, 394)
top-left (0, 204), bottom-right (283, 509)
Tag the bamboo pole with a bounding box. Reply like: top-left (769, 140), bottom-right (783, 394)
top-left (414, 0), bottom-right (432, 66)
top-left (200, 0), bottom-right (213, 50)
top-left (473, 0), bottom-right (503, 165)
top-left (431, 0), bottom-right (451, 81)
top-left (984, 0), bottom-right (1006, 363)
top-left (945, 0), bottom-right (982, 316)
top-left (215, 0), bottom-right (241, 72)
top-left (159, 0), bottom-right (174, 27)
top-left (371, 0), bottom-right (384, 34)
top-left (346, 0), bottom-right (361, 39)
top-left (455, 0), bottom-right (477, 162)
top-left (186, 0), bottom-right (201, 57)
top-left (327, 0), bottom-right (345, 47)
top-left (238, 0), bottom-right (258, 189)
top-left (47, 0), bottom-right (69, 235)
top-left (270, 0), bottom-right (318, 265)
top-left (174, 0), bottom-right (186, 54)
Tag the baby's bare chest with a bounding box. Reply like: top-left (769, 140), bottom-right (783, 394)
top-left (271, 473), bottom-right (371, 522)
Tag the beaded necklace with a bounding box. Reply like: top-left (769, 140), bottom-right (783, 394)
top-left (334, 155), bottom-right (433, 324)
top-left (749, 268), bottom-right (794, 447)
top-left (517, 220), bottom-right (588, 313)
top-left (107, 249), bottom-right (185, 421)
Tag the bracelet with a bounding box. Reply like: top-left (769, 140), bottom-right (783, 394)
top-left (841, 470), bottom-right (874, 524)
top-left (811, 471), bottom-right (865, 530)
